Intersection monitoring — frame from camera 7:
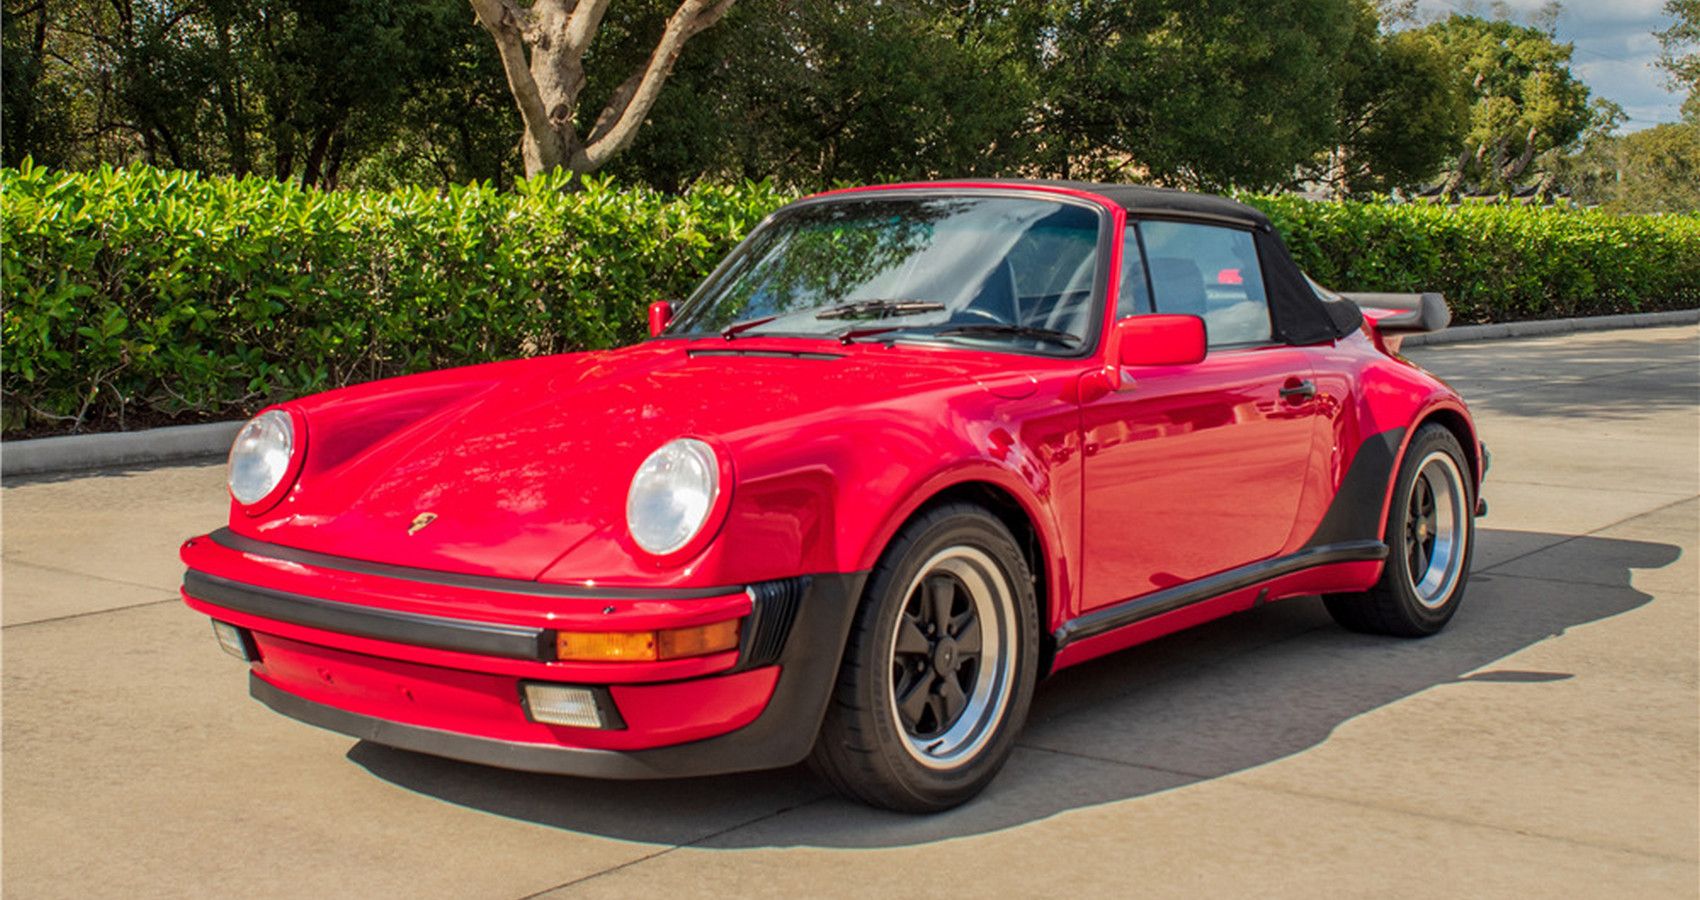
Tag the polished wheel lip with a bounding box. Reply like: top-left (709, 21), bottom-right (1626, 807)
top-left (1406, 450), bottom-right (1468, 609)
top-left (886, 546), bottom-right (1017, 770)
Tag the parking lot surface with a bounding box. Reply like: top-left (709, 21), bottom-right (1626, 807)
top-left (4, 324), bottom-right (1697, 898)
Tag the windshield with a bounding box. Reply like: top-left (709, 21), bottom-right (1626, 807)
top-left (667, 195), bottom-right (1106, 353)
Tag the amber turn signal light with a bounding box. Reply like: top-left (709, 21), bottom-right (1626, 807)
top-left (555, 619), bottom-right (741, 662)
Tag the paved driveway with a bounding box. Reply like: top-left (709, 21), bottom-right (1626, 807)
top-left (4, 325), bottom-right (1697, 898)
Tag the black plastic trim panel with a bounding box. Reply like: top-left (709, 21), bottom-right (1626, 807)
top-left (1053, 541), bottom-right (1388, 648)
top-left (185, 570), bottom-right (554, 660)
top-left (687, 348), bottom-right (845, 361)
top-left (740, 576), bottom-right (808, 669)
top-left (1301, 427), bottom-right (1406, 550)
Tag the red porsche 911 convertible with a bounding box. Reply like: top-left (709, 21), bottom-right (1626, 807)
top-left (182, 180), bottom-right (1486, 811)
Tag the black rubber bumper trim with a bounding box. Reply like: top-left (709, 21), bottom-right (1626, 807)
top-left (206, 528), bottom-right (738, 600)
top-left (1053, 540), bottom-right (1388, 649)
top-left (185, 570), bottom-right (554, 660)
top-left (247, 571), bottom-right (869, 779)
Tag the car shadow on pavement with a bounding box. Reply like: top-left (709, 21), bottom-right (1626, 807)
top-left (347, 529), bottom-right (1681, 849)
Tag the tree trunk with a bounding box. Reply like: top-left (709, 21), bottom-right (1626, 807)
top-left (301, 125), bottom-right (335, 188)
top-left (212, 15), bottom-right (251, 175)
top-left (324, 133), bottom-right (347, 189)
top-left (1499, 125), bottom-right (1542, 184)
top-left (468, 0), bottom-right (738, 179)
top-left (2, 3), bottom-right (50, 166)
top-left (1441, 148), bottom-right (1471, 197)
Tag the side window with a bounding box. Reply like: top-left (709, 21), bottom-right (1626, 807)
top-left (1114, 230), bottom-right (1152, 318)
top-left (1137, 221), bottom-right (1271, 346)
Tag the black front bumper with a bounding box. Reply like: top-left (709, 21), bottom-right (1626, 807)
top-left (250, 571), bottom-right (868, 780)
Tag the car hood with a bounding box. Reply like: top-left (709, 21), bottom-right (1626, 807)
top-left (241, 340), bottom-right (1008, 581)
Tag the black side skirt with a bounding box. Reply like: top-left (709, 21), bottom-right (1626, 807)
top-left (1053, 540), bottom-right (1387, 649)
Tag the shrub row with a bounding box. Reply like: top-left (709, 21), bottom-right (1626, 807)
top-left (3, 161), bottom-right (1696, 436)
top-left (2, 162), bottom-right (787, 435)
top-left (1249, 195), bottom-right (1700, 325)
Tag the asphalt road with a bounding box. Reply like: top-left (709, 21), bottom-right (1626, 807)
top-left (4, 325), bottom-right (1697, 898)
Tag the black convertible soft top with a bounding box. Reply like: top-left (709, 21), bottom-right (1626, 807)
top-left (972, 178), bottom-right (1271, 227)
top-left (945, 179), bottom-right (1363, 346)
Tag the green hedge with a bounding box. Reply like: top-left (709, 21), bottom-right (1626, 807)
top-left (3, 161), bottom-right (1696, 436)
top-left (2, 162), bottom-right (787, 435)
top-left (1250, 195), bottom-right (1700, 325)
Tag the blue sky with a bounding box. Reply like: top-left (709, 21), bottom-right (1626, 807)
top-left (1414, 0), bottom-right (1684, 132)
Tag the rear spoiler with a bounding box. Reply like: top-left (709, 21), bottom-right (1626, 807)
top-left (1340, 292), bottom-right (1451, 334)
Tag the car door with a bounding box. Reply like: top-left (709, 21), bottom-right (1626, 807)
top-left (1079, 219), bottom-right (1320, 611)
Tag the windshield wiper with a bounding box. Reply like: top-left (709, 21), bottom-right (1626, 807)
top-left (721, 315), bottom-right (779, 339)
top-left (933, 324), bottom-right (1082, 346)
top-left (837, 325), bottom-right (910, 345)
top-left (815, 300), bottom-right (947, 321)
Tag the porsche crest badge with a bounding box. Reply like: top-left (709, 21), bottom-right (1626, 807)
top-left (408, 512), bottom-right (438, 536)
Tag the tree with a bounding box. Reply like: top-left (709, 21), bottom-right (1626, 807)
top-left (341, 19), bottom-right (521, 189)
top-left (1415, 15), bottom-right (1595, 193)
top-left (467, 0), bottom-right (736, 178)
top-left (606, 0), bottom-right (1039, 191)
top-left (1548, 97), bottom-right (1625, 205)
top-left (1613, 121), bottom-right (1700, 212)
top-left (1, 1), bottom-right (75, 167)
top-left (1017, 0), bottom-right (1367, 191)
top-left (1659, 0), bottom-right (1698, 119)
top-left (1549, 93), bottom-right (1700, 213)
top-left (0, 0), bottom-right (489, 187)
top-left (1305, 6), bottom-right (1470, 196)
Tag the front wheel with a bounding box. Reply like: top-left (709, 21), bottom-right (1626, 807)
top-left (809, 503), bottom-right (1038, 812)
top-left (1324, 423), bottom-right (1476, 637)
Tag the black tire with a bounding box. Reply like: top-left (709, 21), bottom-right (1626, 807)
top-left (1325, 423), bottom-right (1476, 637)
top-left (809, 503), bottom-right (1039, 812)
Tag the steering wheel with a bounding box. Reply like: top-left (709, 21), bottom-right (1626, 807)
top-left (956, 260), bottom-right (1019, 325)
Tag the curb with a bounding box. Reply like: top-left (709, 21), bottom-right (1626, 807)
top-left (3, 310), bottom-right (1696, 479)
top-left (1, 420), bottom-right (242, 479)
top-left (1402, 308), bottom-right (1699, 347)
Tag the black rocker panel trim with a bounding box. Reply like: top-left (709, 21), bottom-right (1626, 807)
top-left (1053, 540), bottom-right (1388, 648)
top-left (1300, 427), bottom-right (1406, 551)
top-left (184, 569), bottom-right (554, 660)
top-left (207, 527), bottom-right (737, 600)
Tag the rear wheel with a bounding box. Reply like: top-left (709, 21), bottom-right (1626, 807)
top-left (1325, 423), bottom-right (1475, 637)
top-left (809, 503), bottom-right (1038, 812)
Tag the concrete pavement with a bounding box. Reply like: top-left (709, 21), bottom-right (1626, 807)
top-left (3, 325), bottom-right (1697, 898)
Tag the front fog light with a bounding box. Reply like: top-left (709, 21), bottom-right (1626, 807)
top-left (211, 620), bottom-right (255, 662)
top-left (522, 683), bottom-right (622, 729)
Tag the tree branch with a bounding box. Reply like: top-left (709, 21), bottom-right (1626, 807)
top-left (562, 0), bottom-right (611, 59)
top-left (580, 0), bottom-right (736, 169)
top-left (468, 0), bottom-right (552, 146)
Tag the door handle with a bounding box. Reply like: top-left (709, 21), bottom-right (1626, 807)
top-left (1279, 379), bottom-right (1316, 402)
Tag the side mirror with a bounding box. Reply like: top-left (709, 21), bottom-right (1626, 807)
top-left (1115, 314), bottom-right (1206, 367)
top-left (647, 300), bottom-right (674, 338)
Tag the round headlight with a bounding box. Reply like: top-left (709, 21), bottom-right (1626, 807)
top-left (228, 410), bottom-right (296, 506)
top-left (626, 438), bottom-right (720, 556)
